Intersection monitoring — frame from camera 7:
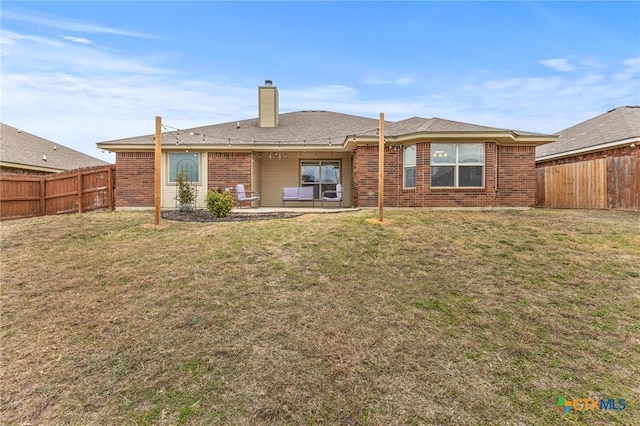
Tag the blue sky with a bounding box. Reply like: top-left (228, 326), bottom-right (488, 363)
top-left (2, 1), bottom-right (639, 163)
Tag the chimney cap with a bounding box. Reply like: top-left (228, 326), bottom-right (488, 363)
top-left (264, 80), bottom-right (273, 86)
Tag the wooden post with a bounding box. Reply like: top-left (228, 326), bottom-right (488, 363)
top-left (155, 116), bottom-right (162, 225)
top-left (378, 112), bottom-right (385, 222)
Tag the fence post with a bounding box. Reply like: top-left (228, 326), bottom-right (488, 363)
top-left (77, 170), bottom-right (83, 213)
top-left (107, 166), bottom-right (114, 210)
top-left (39, 177), bottom-right (46, 216)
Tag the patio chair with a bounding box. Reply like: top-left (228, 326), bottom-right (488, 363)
top-left (236, 184), bottom-right (260, 208)
top-left (321, 183), bottom-right (343, 208)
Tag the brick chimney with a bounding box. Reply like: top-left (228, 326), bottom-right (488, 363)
top-left (258, 80), bottom-right (279, 128)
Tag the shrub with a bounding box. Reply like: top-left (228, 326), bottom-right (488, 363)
top-left (205, 188), bottom-right (233, 218)
top-left (175, 170), bottom-right (196, 212)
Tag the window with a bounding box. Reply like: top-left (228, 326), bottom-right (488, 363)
top-left (168, 152), bottom-right (200, 184)
top-left (301, 160), bottom-right (340, 199)
top-left (403, 145), bottom-right (416, 188)
top-left (431, 143), bottom-right (484, 187)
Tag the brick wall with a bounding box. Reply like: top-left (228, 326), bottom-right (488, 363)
top-left (115, 152), bottom-right (154, 207)
top-left (353, 142), bottom-right (536, 208)
top-left (207, 152), bottom-right (252, 206)
top-left (496, 145), bottom-right (536, 207)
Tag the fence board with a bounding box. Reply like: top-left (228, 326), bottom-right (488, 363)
top-left (608, 156), bottom-right (640, 209)
top-left (537, 154), bottom-right (638, 210)
top-left (0, 165), bottom-right (115, 220)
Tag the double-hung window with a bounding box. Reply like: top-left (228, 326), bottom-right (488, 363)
top-left (168, 152), bottom-right (200, 184)
top-left (430, 143), bottom-right (484, 187)
top-left (300, 160), bottom-right (340, 199)
top-left (403, 145), bottom-right (416, 188)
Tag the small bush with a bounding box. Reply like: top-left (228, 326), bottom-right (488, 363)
top-left (205, 188), bottom-right (233, 218)
top-left (175, 170), bottom-right (196, 212)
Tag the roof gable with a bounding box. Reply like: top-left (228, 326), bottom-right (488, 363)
top-left (384, 117), bottom-right (510, 136)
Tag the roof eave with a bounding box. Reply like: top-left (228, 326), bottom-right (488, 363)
top-left (0, 161), bottom-right (65, 173)
top-left (536, 136), bottom-right (640, 162)
top-left (355, 132), bottom-right (557, 146)
top-left (98, 132), bottom-right (558, 151)
top-left (98, 143), bottom-right (355, 152)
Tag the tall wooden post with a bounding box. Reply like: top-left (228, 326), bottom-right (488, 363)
top-left (155, 116), bottom-right (162, 225)
top-left (378, 112), bottom-right (385, 222)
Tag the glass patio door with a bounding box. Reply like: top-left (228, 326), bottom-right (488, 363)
top-left (300, 160), bottom-right (340, 199)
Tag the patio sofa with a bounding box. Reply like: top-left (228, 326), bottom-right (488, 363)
top-left (282, 186), bottom-right (315, 207)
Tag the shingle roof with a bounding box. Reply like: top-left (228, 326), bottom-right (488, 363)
top-left (536, 106), bottom-right (640, 159)
top-left (1, 123), bottom-right (109, 172)
top-left (98, 111), bottom-right (381, 148)
top-left (368, 116), bottom-right (549, 137)
top-left (97, 110), bottom-right (554, 149)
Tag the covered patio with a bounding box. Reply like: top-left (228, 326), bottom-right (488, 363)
top-left (231, 206), bottom-right (359, 214)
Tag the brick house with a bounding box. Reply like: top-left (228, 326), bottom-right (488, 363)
top-left (96, 81), bottom-right (556, 209)
top-left (536, 106), bottom-right (640, 210)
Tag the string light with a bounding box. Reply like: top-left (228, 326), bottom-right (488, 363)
top-left (160, 122), bottom-right (377, 147)
top-left (158, 121), bottom-right (382, 161)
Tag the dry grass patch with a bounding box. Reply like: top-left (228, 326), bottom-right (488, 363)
top-left (1, 209), bottom-right (639, 425)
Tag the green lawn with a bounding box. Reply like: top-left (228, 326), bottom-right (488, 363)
top-left (1, 208), bottom-right (638, 425)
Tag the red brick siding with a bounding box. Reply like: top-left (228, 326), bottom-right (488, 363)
top-left (497, 146), bottom-right (536, 207)
top-left (353, 142), bottom-right (536, 207)
top-left (207, 152), bottom-right (252, 206)
top-left (352, 145), bottom-right (384, 207)
top-left (115, 152), bottom-right (154, 207)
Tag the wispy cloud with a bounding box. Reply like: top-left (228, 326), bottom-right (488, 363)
top-left (2, 28), bottom-right (182, 161)
top-left (614, 57), bottom-right (640, 81)
top-left (60, 35), bottom-right (92, 44)
top-left (363, 76), bottom-right (415, 86)
top-left (2, 30), bottom-right (170, 75)
top-left (2, 10), bottom-right (156, 39)
top-left (0, 31), bottom-right (62, 47)
top-left (541, 58), bottom-right (574, 72)
top-left (454, 57), bottom-right (639, 133)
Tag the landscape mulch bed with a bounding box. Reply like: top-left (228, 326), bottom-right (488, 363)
top-left (161, 209), bottom-right (303, 222)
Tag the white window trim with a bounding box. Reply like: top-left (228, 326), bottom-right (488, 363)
top-left (403, 145), bottom-right (417, 189)
top-left (430, 143), bottom-right (484, 188)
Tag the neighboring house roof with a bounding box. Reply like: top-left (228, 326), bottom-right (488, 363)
top-left (536, 106), bottom-right (640, 161)
top-left (1, 123), bottom-right (109, 173)
top-left (97, 111), bottom-right (556, 151)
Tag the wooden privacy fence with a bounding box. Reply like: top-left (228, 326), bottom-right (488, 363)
top-left (0, 165), bottom-right (115, 221)
top-left (536, 155), bottom-right (639, 210)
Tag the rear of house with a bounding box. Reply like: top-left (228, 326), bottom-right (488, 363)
top-left (97, 81), bottom-right (556, 210)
